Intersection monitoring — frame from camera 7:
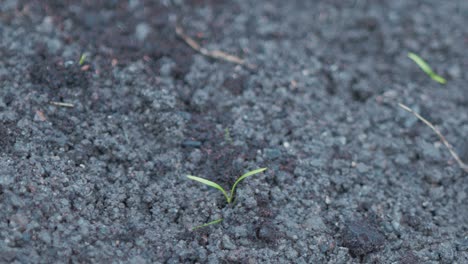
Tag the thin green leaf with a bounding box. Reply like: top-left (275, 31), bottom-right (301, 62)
top-left (229, 168), bottom-right (267, 203)
top-left (224, 128), bottom-right (233, 143)
top-left (430, 74), bottom-right (447, 84)
top-left (192, 218), bottom-right (223, 231)
top-left (408, 52), bottom-right (433, 74)
top-left (187, 175), bottom-right (229, 203)
top-left (79, 53), bottom-right (87, 66)
top-left (408, 52), bottom-right (446, 84)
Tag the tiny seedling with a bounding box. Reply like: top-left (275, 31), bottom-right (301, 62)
top-left (407, 52), bottom-right (446, 84)
top-left (79, 53), bottom-right (87, 66)
top-left (224, 128), bottom-right (233, 144)
top-left (192, 218), bottom-right (223, 231)
top-left (187, 167), bottom-right (267, 204)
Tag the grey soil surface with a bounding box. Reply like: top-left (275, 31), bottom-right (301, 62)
top-left (1, 0), bottom-right (468, 263)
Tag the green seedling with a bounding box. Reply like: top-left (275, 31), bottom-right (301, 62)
top-left (79, 53), bottom-right (87, 66)
top-left (407, 52), bottom-right (446, 84)
top-left (187, 167), bottom-right (267, 204)
top-left (192, 218), bottom-right (223, 231)
top-left (224, 128), bottom-right (233, 144)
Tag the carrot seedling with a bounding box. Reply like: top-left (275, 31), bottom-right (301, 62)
top-left (79, 53), bottom-right (87, 66)
top-left (407, 52), bottom-right (446, 84)
top-left (192, 218), bottom-right (224, 231)
top-left (187, 168), bottom-right (267, 204)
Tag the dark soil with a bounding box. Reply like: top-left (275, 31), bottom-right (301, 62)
top-left (1, 0), bottom-right (467, 263)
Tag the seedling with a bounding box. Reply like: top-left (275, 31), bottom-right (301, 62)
top-left (192, 218), bottom-right (223, 231)
top-left (187, 167), bottom-right (267, 204)
top-left (407, 52), bottom-right (446, 84)
top-left (79, 53), bottom-right (87, 66)
top-left (224, 128), bottom-right (233, 144)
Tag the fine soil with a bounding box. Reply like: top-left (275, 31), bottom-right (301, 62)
top-left (1, 0), bottom-right (468, 263)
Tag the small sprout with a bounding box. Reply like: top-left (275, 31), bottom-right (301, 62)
top-left (79, 53), bottom-right (87, 66)
top-left (224, 128), bottom-right (233, 144)
top-left (187, 168), bottom-right (267, 204)
top-left (192, 218), bottom-right (223, 231)
top-left (407, 52), bottom-right (446, 84)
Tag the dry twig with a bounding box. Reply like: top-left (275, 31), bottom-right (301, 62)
top-left (175, 25), bottom-right (256, 70)
top-left (398, 102), bottom-right (468, 172)
top-left (49, 101), bottom-right (75, 108)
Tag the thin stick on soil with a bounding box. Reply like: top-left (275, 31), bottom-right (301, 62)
top-left (49, 101), bottom-right (75, 108)
top-left (398, 102), bottom-right (468, 173)
top-left (175, 25), bottom-right (256, 70)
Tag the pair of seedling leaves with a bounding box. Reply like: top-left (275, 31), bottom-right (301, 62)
top-left (187, 167), bottom-right (267, 230)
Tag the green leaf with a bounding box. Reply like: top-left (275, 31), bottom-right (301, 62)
top-left (79, 53), bottom-right (87, 66)
top-left (430, 74), bottom-right (447, 84)
top-left (187, 175), bottom-right (229, 203)
top-left (408, 52), bottom-right (446, 84)
top-left (192, 218), bottom-right (223, 231)
top-left (229, 168), bottom-right (267, 203)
